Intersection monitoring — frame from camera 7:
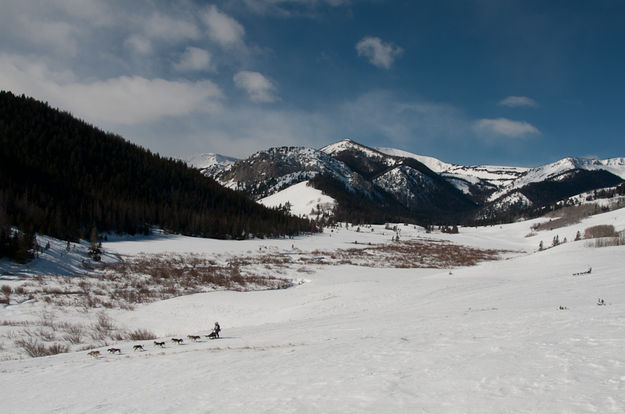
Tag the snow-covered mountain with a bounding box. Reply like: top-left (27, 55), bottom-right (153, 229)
top-left (210, 146), bottom-right (362, 200)
top-left (194, 139), bottom-right (624, 223)
top-left (488, 157), bottom-right (625, 201)
top-left (321, 139), bottom-right (476, 215)
top-left (376, 147), bottom-right (528, 191)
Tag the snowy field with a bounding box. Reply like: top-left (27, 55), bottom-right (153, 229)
top-left (1, 206), bottom-right (625, 413)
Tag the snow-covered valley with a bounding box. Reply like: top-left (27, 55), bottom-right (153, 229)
top-left (1, 205), bottom-right (625, 413)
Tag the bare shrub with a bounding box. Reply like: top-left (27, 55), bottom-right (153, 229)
top-left (14, 338), bottom-right (70, 358)
top-left (1, 285), bottom-right (12, 304)
top-left (0, 320), bottom-right (32, 327)
top-left (36, 328), bottom-right (57, 342)
top-left (39, 310), bottom-right (56, 328)
top-left (127, 329), bottom-right (157, 341)
top-left (90, 311), bottom-right (116, 341)
top-left (585, 231), bottom-right (625, 248)
top-left (95, 312), bottom-right (115, 331)
top-left (59, 322), bottom-right (85, 344)
top-left (297, 240), bottom-right (505, 269)
top-left (584, 224), bottom-right (617, 239)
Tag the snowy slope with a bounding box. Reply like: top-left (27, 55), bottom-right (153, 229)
top-left (376, 147), bottom-right (625, 201)
top-left (322, 139), bottom-right (394, 167)
top-left (0, 235), bottom-right (119, 277)
top-left (185, 153), bottom-right (237, 170)
top-left (259, 180), bottom-right (336, 219)
top-left (489, 157), bottom-right (625, 201)
top-left (516, 157), bottom-right (625, 186)
top-left (2, 206), bottom-right (625, 412)
top-left (375, 146), bottom-right (529, 197)
top-left (376, 146), bottom-right (456, 173)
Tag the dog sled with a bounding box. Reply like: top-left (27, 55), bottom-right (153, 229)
top-left (206, 329), bottom-right (220, 339)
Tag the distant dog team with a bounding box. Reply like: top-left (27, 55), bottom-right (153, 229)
top-left (86, 322), bottom-right (222, 357)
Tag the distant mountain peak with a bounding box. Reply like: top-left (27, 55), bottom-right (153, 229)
top-left (321, 138), bottom-right (386, 157)
top-left (185, 153), bottom-right (237, 170)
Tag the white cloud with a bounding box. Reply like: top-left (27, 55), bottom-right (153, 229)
top-left (124, 34), bottom-right (152, 55)
top-left (202, 5), bottom-right (246, 49)
top-left (174, 47), bottom-right (214, 72)
top-left (16, 16), bottom-right (78, 56)
top-left (0, 53), bottom-right (222, 125)
top-left (498, 96), bottom-right (538, 107)
top-left (474, 118), bottom-right (540, 138)
top-left (355, 36), bottom-right (403, 69)
top-left (233, 71), bottom-right (278, 103)
top-left (52, 0), bottom-right (115, 27)
top-left (143, 13), bottom-right (201, 42)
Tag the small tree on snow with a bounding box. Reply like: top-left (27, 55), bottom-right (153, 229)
top-left (539, 240), bottom-right (544, 251)
top-left (88, 227), bottom-right (102, 262)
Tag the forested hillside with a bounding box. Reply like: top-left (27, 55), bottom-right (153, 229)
top-left (0, 92), bottom-right (316, 260)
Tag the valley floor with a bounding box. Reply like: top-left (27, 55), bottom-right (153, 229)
top-left (1, 210), bottom-right (624, 413)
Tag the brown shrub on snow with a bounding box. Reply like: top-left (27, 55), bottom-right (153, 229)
top-left (14, 337), bottom-right (69, 357)
top-left (584, 224), bottom-right (617, 239)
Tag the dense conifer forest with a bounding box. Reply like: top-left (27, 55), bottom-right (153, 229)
top-left (0, 91), bottom-right (317, 261)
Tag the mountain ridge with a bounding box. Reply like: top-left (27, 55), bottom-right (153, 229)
top-left (195, 138), bottom-right (624, 224)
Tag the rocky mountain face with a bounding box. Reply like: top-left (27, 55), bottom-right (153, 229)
top-left (208, 146), bottom-right (361, 200)
top-left (195, 139), bottom-right (624, 224)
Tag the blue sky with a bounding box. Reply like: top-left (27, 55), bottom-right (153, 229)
top-left (1, 0), bottom-right (623, 166)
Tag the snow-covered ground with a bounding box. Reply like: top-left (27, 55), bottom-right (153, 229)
top-left (1, 208), bottom-right (625, 413)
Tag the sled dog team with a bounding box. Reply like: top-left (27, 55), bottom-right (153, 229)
top-left (88, 322), bottom-right (221, 358)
